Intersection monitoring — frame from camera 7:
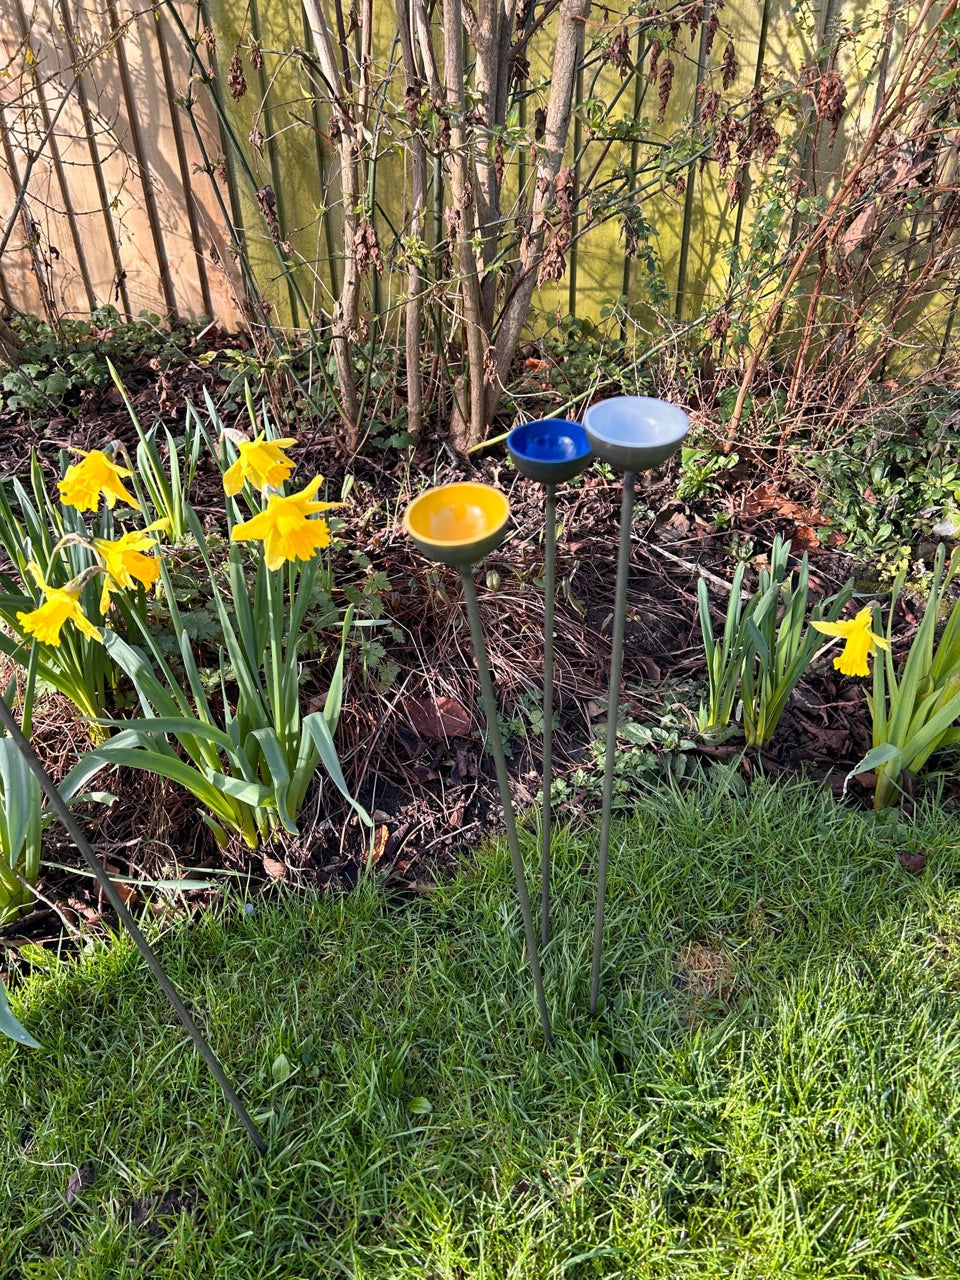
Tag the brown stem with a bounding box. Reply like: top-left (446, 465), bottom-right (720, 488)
top-left (302, 0), bottom-right (363, 448)
top-left (472, 0), bottom-right (515, 331)
top-left (443, 0), bottom-right (490, 452)
top-left (485, 0), bottom-right (592, 426)
top-left (785, 249), bottom-right (829, 414)
top-left (396, 0), bottom-right (427, 439)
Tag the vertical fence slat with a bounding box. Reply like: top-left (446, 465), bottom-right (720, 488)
top-left (674, 0), bottom-right (712, 322)
top-left (154, 7), bottom-right (216, 320)
top-left (13, 0), bottom-right (97, 312)
top-left (107, 0), bottom-right (179, 319)
top-left (0, 263), bottom-right (14, 313)
top-left (620, 26), bottom-right (648, 331)
top-left (54, 0), bottom-right (132, 315)
top-left (300, 7), bottom-right (340, 302)
top-left (246, 0), bottom-right (300, 327)
top-left (567, 56), bottom-right (584, 320)
top-left (0, 100), bottom-right (57, 320)
top-left (196, 0), bottom-right (254, 322)
top-left (727, 0), bottom-right (771, 294)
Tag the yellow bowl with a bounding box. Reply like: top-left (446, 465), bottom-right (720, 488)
top-left (404, 482), bottom-right (510, 565)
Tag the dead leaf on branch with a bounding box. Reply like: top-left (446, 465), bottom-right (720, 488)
top-left (839, 203), bottom-right (878, 257)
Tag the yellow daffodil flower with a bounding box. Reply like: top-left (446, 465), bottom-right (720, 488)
top-left (231, 476), bottom-right (340, 570)
top-left (16, 563), bottom-right (102, 648)
top-left (93, 519), bottom-right (169, 612)
top-left (223, 433), bottom-right (297, 496)
top-left (812, 605), bottom-right (889, 677)
top-left (58, 449), bottom-right (141, 513)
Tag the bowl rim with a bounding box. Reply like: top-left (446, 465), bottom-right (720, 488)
top-left (583, 395), bottom-right (689, 444)
top-left (402, 481), bottom-right (511, 550)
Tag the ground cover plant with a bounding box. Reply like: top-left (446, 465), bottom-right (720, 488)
top-left (1, 355), bottom-right (960, 937)
top-left (4, 773), bottom-right (960, 1277)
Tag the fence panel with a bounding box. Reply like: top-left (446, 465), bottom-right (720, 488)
top-left (1, 0), bottom-right (952, 383)
top-left (0, 0), bottom-right (243, 325)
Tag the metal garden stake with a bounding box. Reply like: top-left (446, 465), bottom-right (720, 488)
top-left (0, 694), bottom-right (267, 1152)
top-left (582, 397), bottom-right (689, 1015)
top-left (403, 482), bottom-right (552, 1044)
top-left (506, 420), bottom-right (592, 946)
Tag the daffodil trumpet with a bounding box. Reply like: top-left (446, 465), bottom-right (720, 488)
top-left (15, 562), bottom-right (103, 650)
top-left (58, 446), bottom-right (141, 514)
top-left (231, 475), bottom-right (341, 571)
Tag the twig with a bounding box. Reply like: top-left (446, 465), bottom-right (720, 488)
top-left (645, 541), bottom-right (752, 600)
top-left (10, 868), bottom-right (83, 939)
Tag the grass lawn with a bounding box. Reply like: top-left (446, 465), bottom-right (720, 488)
top-left (3, 770), bottom-right (960, 1279)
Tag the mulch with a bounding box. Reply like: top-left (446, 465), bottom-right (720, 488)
top-left (0, 361), bottom-right (921, 963)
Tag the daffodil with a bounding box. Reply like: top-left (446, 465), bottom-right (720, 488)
top-left (223, 433), bottom-right (297, 496)
top-left (812, 605), bottom-right (889, 677)
top-left (58, 449), bottom-right (141, 513)
top-left (93, 519), bottom-right (169, 612)
top-left (16, 563), bottom-right (102, 648)
top-left (231, 476), bottom-right (340, 570)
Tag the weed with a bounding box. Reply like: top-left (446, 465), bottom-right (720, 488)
top-left (808, 387), bottom-right (960, 573)
top-left (0, 309), bottom-right (200, 418)
top-left (675, 444), bottom-right (739, 502)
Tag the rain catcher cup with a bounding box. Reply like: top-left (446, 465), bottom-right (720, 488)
top-left (403, 482), bottom-right (510, 567)
top-left (507, 419), bottom-right (592, 487)
top-left (403, 482), bottom-right (552, 1044)
top-left (581, 397), bottom-right (689, 1016)
top-left (507, 421), bottom-right (592, 949)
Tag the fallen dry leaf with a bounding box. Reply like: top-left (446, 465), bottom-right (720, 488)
top-left (261, 854), bottom-right (286, 881)
top-left (65, 1164), bottom-right (94, 1205)
top-left (792, 524), bottom-right (821, 553)
top-left (404, 695), bottom-right (473, 740)
top-left (369, 825), bottom-right (390, 865)
top-left (742, 483), bottom-right (826, 526)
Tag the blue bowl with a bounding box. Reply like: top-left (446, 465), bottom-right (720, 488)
top-left (583, 397), bottom-right (689, 472)
top-left (507, 419), bottom-right (592, 485)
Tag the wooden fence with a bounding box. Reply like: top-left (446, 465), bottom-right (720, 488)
top-left (0, 0), bottom-right (243, 326)
top-left (1, 0), bottom-right (954, 362)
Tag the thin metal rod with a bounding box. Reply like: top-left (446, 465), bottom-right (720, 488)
top-left (541, 484), bottom-right (557, 947)
top-left (459, 567), bottom-right (553, 1045)
top-left (0, 696), bottom-right (268, 1153)
top-left (589, 472), bottom-right (635, 1016)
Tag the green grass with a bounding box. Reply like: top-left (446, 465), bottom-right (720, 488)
top-left (3, 771), bottom-right (960, 1278)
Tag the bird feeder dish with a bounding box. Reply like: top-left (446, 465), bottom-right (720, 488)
top-left (583, 396), bottom-right (689, 472)
top-left (507, 419), bottom-right (592, 486)
top-left (403, 482), bottom-right (511, 566)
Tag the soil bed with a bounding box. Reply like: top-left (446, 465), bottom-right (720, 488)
top-left (0, 366), bottom-right (921, 958)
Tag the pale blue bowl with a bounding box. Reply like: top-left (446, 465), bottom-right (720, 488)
top-left (583, 397), bottom-right (689, 471)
